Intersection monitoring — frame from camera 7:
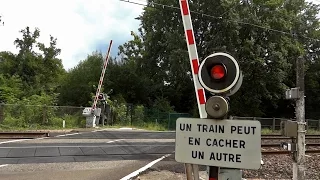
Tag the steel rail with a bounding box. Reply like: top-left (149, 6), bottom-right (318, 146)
top-left (262, 149), bottom-right (320, 155)
top-left (261, 143), bottom-right (320, 147)
top-left (262, 137), bottom-right (320, 140)
top-left (0, 132), bottom-right (49, 139)
top-left (262, 134), bottom-right (320, 137)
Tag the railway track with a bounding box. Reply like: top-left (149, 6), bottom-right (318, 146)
top-left (261, 143), bottom-right (320, 147)
top-left (0, 132), bottom-right (50, 139)
top-left (262, 149), bottom-right (320, 155)
top-left (261, 140), bottom-right (320, 155)
top-left (261, 134), bottom-right (320, 137)
top-left (262, 137), bottom-right (320, 140)
top-left (0, 132), bottom-right (318, 155)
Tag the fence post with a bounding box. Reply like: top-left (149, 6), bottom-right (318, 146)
top-left (272, 117), bottom-right (276, 131)
top-left (167, 113), bottom-right (171, 130)
top-left (42, 105), bottom-right (48, 124)
top-left (0, 103), bottom-right (3, 123)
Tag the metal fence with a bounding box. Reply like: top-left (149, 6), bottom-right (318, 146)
top-left (166, 116), bottom-right (320, 131)
top-left (1, 103), bottom-right (320, 131)
top-left (0, 103), bottom-right (85, 129)
top-left (0, 103), bottom-right (192, 130)
top-left (231, 116), bottom-right (320, 131)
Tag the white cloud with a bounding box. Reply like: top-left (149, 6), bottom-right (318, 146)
top-left (0, 0), bottom-right (318, 70)
top-left (0, 0), bottom-right (146, 70)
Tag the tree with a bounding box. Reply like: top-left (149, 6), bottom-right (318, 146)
top-left (123, 0), bottom-right (320, 117)
top-left (0, 26), bottom-right (65, 107)
top-left (58, 51), bottom-right (104, 106)
top-left (0, 74), bottom-right (22, 103)
top-left (1, 26), bottom-right (65, 95)
top-left (112, 32), bottom-right (154, 105)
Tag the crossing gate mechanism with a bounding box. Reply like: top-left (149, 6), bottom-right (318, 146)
top-left (82, 40), bottom-right (113, 128)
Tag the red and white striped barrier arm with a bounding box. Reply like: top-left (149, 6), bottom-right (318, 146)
top-left (179, 0), bottom-right (207, 118)
top-left (91, 40), bottom-right (113, 112)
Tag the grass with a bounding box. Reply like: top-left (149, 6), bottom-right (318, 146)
top-left (0, 121), bottom-right (168, 132)
top-left (261, 128), bottom-right (280, 135)
top-left (0, 123), bottom-right (88, 132)
top-left (139, 122), bottom-right (167, 131)
top-left (104, 122), bottom-right (168, 131)
top-left (1, 121), bottom-right (320, 134)
top-left (305, 128), bottom-right (320, 135)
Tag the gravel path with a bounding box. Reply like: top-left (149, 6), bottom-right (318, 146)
top-left (134, 153), bottom-right (320, 180)
top-left (244, 154), bottom-right (320, 179)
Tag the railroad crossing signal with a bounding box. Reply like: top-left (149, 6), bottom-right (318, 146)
top-left (97, 93), bottom-right (110, 102)
top-left (98, 93), bottom-right (105, 101)
top-left (177, 0), bottom-right (261, 179)
top-left (174, 52), bottom-right (263, 179)
top-left (198, 52), bottom-right (243, 119)
top-left (198, 52), bottom-right (243, 96)
top-left (175, 52), bottom-right (262, 174)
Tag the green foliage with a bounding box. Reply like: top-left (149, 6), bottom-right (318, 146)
top-left (128, 0), bottom-right (320, 118)
top-left (58, 51), bottom-right (104, 106)
top-left (0, 26), bottom-right (64, 98)
top-left (0, 74), bottom-right (23, 103)
top-left (1, 1), bottom-right (320, 131)
top-left (1, 103), bottom-right (84, 129)
top-left (0, 26), bottom-right (70, 129)
top-left (139, 122), bottom-right (167, 131)
top-left (3, 93), bottom-right (57, 127)
top-left (133, 105), bottom-right (145, 125)
top-left (153, 97), bottom-right (175, 113)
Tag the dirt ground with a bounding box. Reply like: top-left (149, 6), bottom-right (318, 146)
top-left (134, 170), bottom-right (208, 180)
top-left (133, 170), bottom-right (291, 180)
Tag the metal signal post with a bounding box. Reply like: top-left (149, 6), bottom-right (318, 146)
top-left (174, 52), bottom-right (261, 180)
top-left (178, 1), bottom-right (261, 180)
top-left (283, 56), bottom-right (306, 180)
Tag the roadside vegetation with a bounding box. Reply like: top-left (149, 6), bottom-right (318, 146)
top-left (0, 1), bottom-right (319, 131)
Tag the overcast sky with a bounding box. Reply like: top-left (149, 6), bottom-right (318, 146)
top-left (0, 0), bottom-right (146, 70)
top-left (0, 0), bottom-right (319, 70)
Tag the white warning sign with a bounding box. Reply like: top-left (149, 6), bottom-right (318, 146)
top-left (175, 118), bottom-right (261, 169)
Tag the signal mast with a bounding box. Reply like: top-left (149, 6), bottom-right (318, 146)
top-left (177, 0), bottom-right (261, 179)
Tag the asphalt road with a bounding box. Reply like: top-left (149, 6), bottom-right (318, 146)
top-left (0, 129), bottom-right (178, 180)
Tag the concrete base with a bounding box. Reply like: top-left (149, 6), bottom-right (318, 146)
top-left (219, 168), bottom-right (242, 179)
top-left (86, 116), bottom-right (96, 128)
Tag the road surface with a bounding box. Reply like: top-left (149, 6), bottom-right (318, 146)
top-left (0, 129), bottom-right (183, 180)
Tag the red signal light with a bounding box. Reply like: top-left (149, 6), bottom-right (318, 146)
top-left (210, 64), bottom-right (226, 80)
top-left (98, 94), bottom-right (104, 99)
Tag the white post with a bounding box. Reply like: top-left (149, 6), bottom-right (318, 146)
top-left (293, 162), bottom-right (298, 180)
top-left (192, 164), bottom-right (200, 180)
top-left (185, 163), bottom-right (193, 180)
top-left (62, 120), bottom-right (65, 128)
